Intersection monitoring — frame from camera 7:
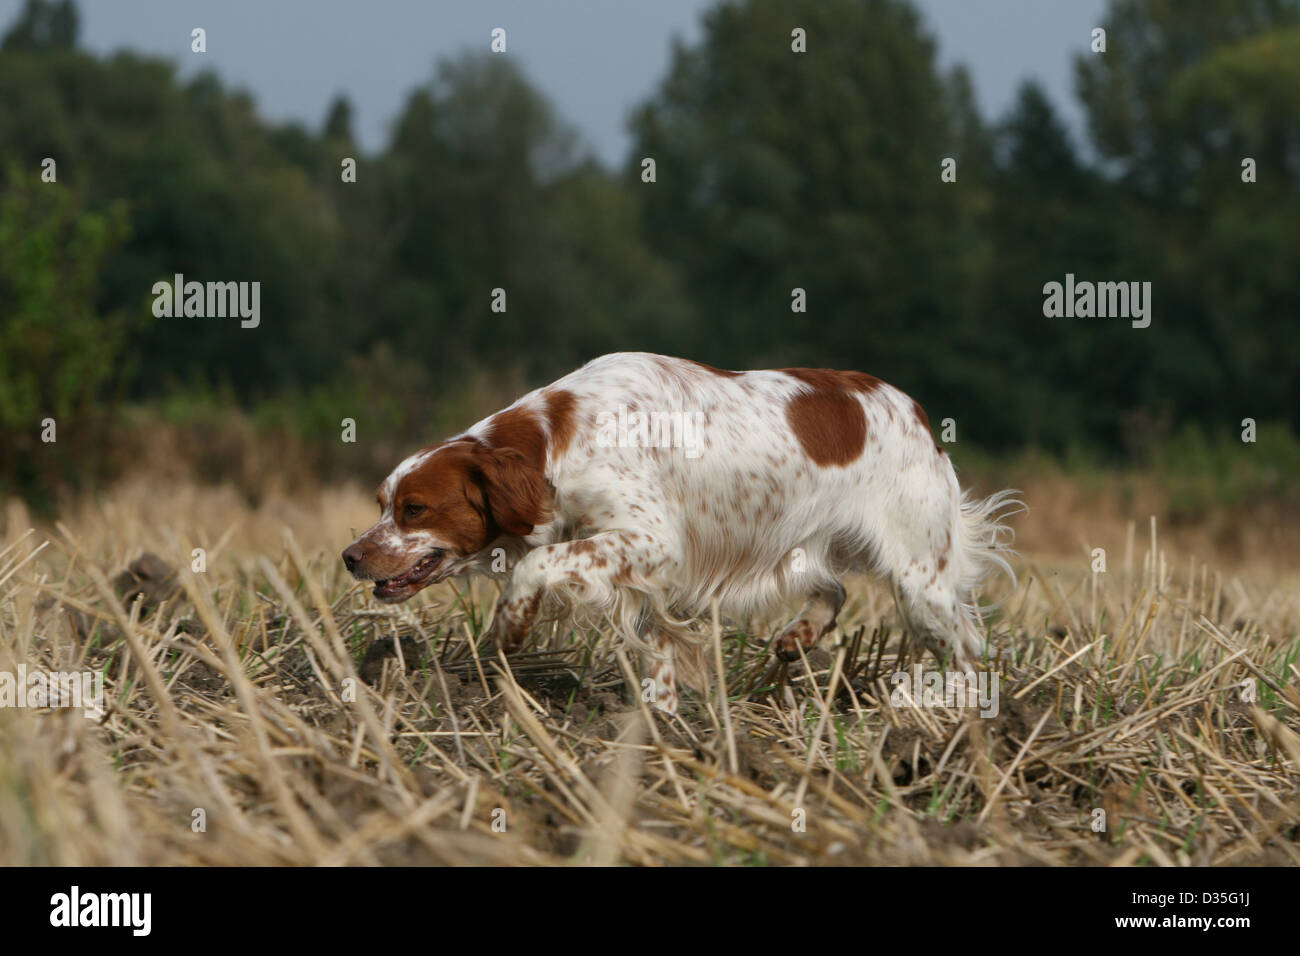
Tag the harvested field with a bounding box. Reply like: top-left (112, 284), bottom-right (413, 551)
top-left (2, 481), bottom-right (1298, 865)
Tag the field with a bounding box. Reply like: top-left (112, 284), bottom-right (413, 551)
top-left (2, 475), bottom-right (1299, 866)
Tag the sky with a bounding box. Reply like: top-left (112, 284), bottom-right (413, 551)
top-left (0, 0), bottom-right (1109, 165)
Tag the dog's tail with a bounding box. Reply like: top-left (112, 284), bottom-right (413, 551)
top-left (955, 488), bottom-right (1023, 596)
top-left (952, 487), bottom-right (1025, 655)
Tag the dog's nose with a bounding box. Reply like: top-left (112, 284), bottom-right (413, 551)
top-left (342, 545), bottom-right (364, 573)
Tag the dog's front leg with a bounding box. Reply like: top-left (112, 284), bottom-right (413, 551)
top-left (486, 530), bottom-right (675, 654)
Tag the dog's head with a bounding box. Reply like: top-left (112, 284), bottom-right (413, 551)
top-left (341, 439), bottom-right (549, 602)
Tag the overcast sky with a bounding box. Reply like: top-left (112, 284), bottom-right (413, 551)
top-left (1, 0), bottom-right (1108, 165)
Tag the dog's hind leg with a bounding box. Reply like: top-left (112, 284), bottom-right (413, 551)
top-left (771, 580), bottom-right (846, 661)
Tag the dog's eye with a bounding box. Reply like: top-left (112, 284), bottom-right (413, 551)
top-left (402, 503), bottom-right (427, 519)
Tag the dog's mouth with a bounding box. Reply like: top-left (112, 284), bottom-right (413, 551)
top-left (372, 550), bottom-right (448, 602)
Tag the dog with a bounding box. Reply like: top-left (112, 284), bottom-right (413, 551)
top-left (342, 352), bottom-right (1019, 711)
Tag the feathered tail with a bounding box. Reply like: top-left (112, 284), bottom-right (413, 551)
top-left (952, 488), bottom-right (1025, 655)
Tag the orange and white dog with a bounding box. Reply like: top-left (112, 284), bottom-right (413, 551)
top-left (343, 352), bottom-right (1019, 711)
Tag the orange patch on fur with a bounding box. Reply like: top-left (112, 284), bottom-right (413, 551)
top-left (783, 368), bottom-right (877, 467)
top-left (781, 367), bottom-right (884, 396)
top-left (543, 388), bottom-right (579, 457)
top-left (484, 404), bottom-right (547, 471)
top-left (391, 443), bottom-right (492, 554)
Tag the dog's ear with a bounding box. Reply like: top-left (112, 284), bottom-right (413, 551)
top-left (476, 447), bottom-right (552, 537)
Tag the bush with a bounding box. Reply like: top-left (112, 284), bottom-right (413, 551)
top-left (0, 167), bottom-right (132, 510)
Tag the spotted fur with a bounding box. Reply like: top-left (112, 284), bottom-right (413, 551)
top-left (342, 352), bottom-right (1021, 712)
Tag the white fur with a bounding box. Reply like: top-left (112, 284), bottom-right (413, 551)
top-left (448, 353), bottom-right (1021, 707)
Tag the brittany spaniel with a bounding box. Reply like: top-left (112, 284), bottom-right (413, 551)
top-left (342, 352), bottom-right (1018, 712)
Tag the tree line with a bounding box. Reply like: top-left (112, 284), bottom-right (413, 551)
top-left (2, 0), bottom-right (1298, 501)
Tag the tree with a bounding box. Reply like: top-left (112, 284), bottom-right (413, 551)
top-left (324, 94), bottom-right (355, 144)
top-left (627, 0), bottom-right (990, 404)
top-left (377, 53), bottom-right (687, 382)
top-left (1, 0), bottom-right (78, 52)
top-left (1077, 0), bottom-right (1300, 198)
top-left (0, 169), bottom-right (130, 504)
top-left (1076, 0), bottom-right (1300, 440)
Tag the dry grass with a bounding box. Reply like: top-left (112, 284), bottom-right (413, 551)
top-left (2, 478), bottom-right (1298, 866)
